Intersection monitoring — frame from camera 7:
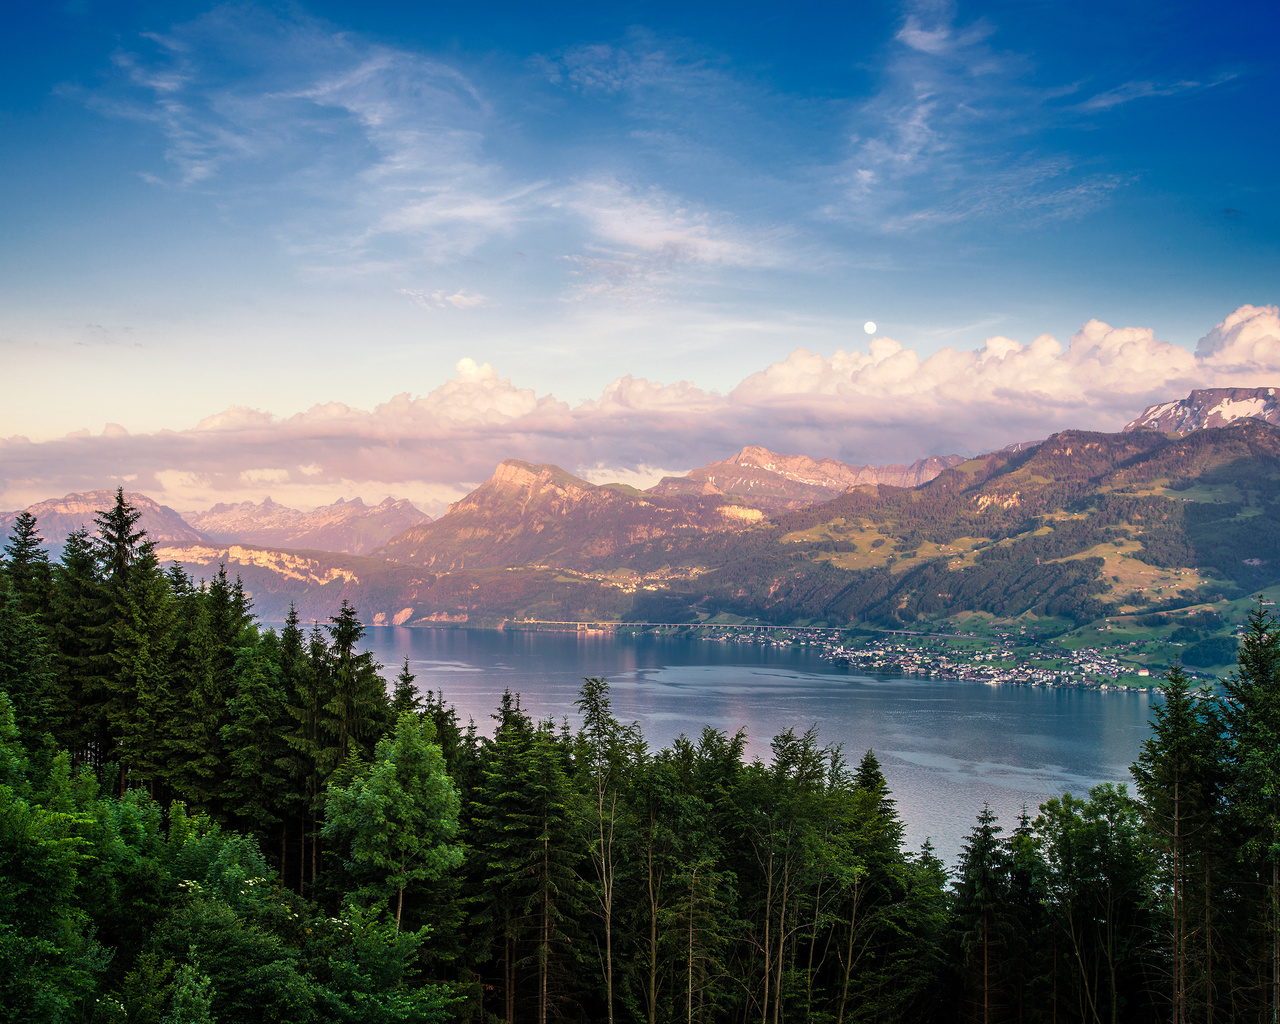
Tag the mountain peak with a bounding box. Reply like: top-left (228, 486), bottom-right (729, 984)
top-left (1124, 387), bottom-right (1280, 433)
top-left (650, 447), bottom-right (966, 511)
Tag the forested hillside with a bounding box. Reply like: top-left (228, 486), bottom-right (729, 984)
top-left (5, 491), bottom-right (1280, 1023)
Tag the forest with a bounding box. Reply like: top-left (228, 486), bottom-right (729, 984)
top-left (4, 490), bottom-right (1280, 1024)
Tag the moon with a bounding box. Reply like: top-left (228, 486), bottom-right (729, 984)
top-left (863, 321), bottom-right (877, 335)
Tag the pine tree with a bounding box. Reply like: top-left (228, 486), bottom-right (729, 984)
top-left (0, 583), bottom-right (56, 745)
top-left (104, 547), bottom-right (176, 795)
top-left (94, 488), bottom-right (145, 589)
top-left (833, 750), bottom-right (915, 1024)
top-left (323, 601), bottom-right (389, 765)
top-left (220, 631), bottom-right (294, 849)
top-left (1037, 785), bottom-right (1155, 1024)
top-left (953, 805), bottom-right (1011, 1024)
top-left (521, 722), bottom-right (581, 1024)
top-left (390, 656), bottom-right (424, 716)
top-left (165, 579), bottom-right (233, 812)
top-left (48, 529), bottom-right (110, 768)
top-left (470, 692), bottom-right (582, 1023)
top-left (1004, 808), bottom-right (1050, 1024)
top-left (2, 511), bottom-right (53, 621)
top-left (470, 690), bottom-right (536, 1023)
top-left (1220, 600), bottom-right (1280, 1024)
top-left (286, 621), bottom-right (336, 891)
top-left (274, 606), bottom-right (312, 890)
top-left (1133, 662), bottom-right (1224, 1024)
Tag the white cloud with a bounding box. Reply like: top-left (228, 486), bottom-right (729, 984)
top-left (1194, 304), bottom-right (1280, 374)
top-left (5, 306), bottom-right (1278, 517)
top-left (399, 288), bottom-right (488, 310)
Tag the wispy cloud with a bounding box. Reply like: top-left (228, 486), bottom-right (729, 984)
top-left (1076, 74), bottom-right (1236, 112)
top-left (556, 178), bottom-right (786, 300)
top-left (824, 0), bottom-right (1226, 233)
top-left (73, 7), bottom-right (798, 306)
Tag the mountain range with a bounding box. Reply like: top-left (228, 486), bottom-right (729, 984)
top-left (7, 386), bottom-right (1280, 631)
top-left (0, 490), bottom-right (204, 553)
top-left (185, 496), bottom-right (431, 556)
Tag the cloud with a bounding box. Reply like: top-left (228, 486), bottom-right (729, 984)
top-left (74, 8), bottom-right (796, 307)
top-left (3, 306), bottom-right (1277, 517)
top-left (1194, 304), bottom-right (1280, 373)
top-left (1076, 74), bottom-right (1235, 112)
top-left (74, 6), bottom-right (541, 275)
top-left (556, 178), bottom-right (785, 299)
top-left (827, 0), bottom-right (1222, 232)
top-left (399, 288), bottom-right (488, 310)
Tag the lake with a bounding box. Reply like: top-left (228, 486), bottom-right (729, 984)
top-left (363, 626), bottom-right (1156, 866)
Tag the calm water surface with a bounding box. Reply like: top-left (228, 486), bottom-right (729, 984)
top-left (364, 627), bottom-right (1155, 865)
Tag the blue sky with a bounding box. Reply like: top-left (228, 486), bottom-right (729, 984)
top-left (2, 0), bottom-right (1278, 512)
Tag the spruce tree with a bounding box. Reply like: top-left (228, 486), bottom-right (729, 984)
top-left (323, 601), bottom-right (389, 765)
top-left (1133, 662), bottom-right (1225, 1024)
top-left (1220, 601), bottom-right (1280, 1024)
top-left (2, 511), bottom-right (53, 622)
top-left (0, 584), bottom-right (56, 746)
top-left (93, 488), bottom-right (145, 589)
top-left (220, 632), bottom-right (293, 849)
top-left (391, 656), bottom-right (424, 716)
top-left (48, 529), bottom-right (110, 767)
top-left (953, 804), bottom-right (1011, 1024)
top-left (104, 547), bottom-right (176, 796)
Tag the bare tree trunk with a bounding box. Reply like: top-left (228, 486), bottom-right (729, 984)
top-left (1205, 854), bottom-right (1213, 1024)
top-left (837, 886), bottom-right (859, 1024)
top-left (1272, 861), bottom-right (1278, 1024)
top-left (647, 823), bottom-right (659, 1024)
top-left (603, 789), bottom-right (616, 1024)
top-left (773, 857), bottom-right (790, 1024)
top-left (505, 919), bottom-right (515, 1024)
top-left (688, 867), bottom-right (697, 1024)
top-left (984, 912), bottom-right (990, 1024)
top-left (541, 837), bottom-right (550, 1024)
top-left (760, 848), bottom-right (773, 1024)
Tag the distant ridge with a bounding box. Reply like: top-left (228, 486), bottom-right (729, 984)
top-left (647, 446), bottom-right (966, 511)
top-left (187, 495), bottom-right (430, 556)
top-left (1124, 387), bottom-right (1280, 433)
top-left (0, 490), bottom-right (204, 555)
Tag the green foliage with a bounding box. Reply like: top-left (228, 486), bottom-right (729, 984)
top-left (324, 713), bottom-right (463, 930)
top-left (0, 692), bottom-right (107, 1022)
top-left (1181, 635), bottom-right (1238, 667)
top-left (16, 473), bottom-right (1280, 1024)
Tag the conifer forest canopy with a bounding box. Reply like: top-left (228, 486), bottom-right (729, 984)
top-left (7, 492), bottom-right (1280, 1023)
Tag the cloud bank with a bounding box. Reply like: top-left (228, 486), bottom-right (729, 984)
top-left (3, 306), bottom-right (1277, 515)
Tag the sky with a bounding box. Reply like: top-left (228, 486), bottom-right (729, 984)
top-left (2, 0), bottom-right (1278, 515)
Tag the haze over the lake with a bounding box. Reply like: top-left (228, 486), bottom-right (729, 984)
top-left (2, 0), bottom-right (1276, 514)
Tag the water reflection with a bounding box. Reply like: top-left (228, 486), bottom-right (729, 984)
top-left (363, 627), bottom-right (1154, 865)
